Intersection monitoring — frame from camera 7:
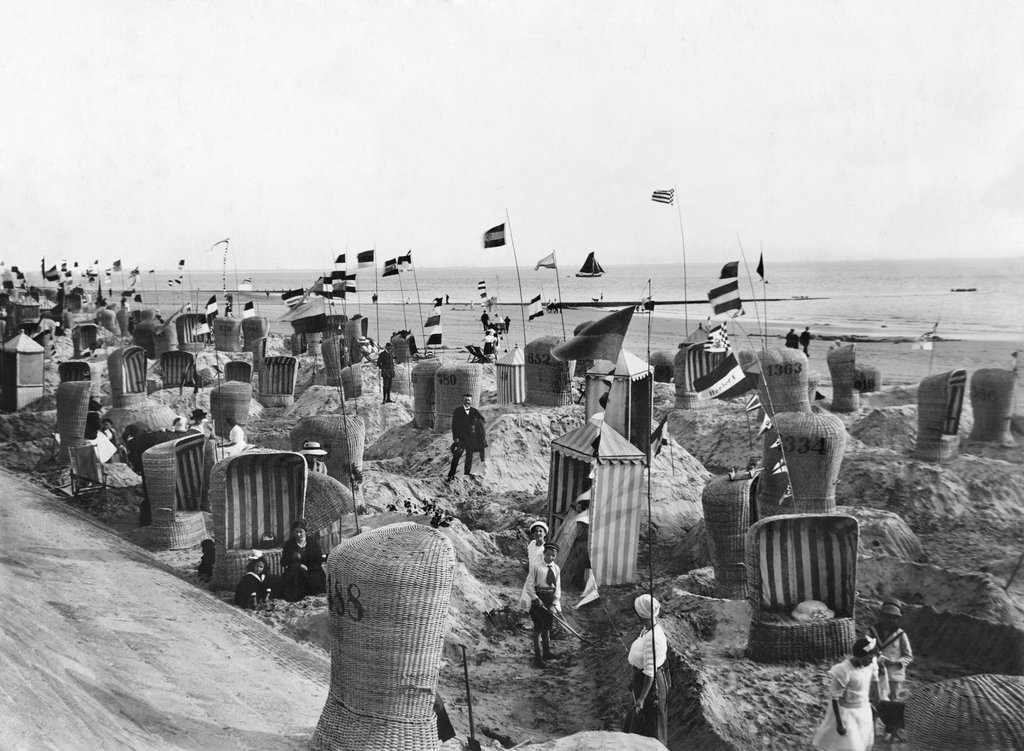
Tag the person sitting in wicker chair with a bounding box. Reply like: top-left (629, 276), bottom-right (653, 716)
top-left (811, 636), bottom-right (879, 751)
top-left (234, 552), bottom-right (272, 609)
top-left (218, 417), bottom-right (248, 458)
top-left (281, 519), bottom-right (326, 596)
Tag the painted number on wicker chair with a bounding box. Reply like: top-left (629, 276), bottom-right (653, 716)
top-left (438, 374), bottom-right (458, 386)
top-left (527, 352), bottom-right (551, 365)
top-left (767, 362), bottom-right (802, 376)
top-left (329, 580), bottom-right (365, 621)
top-left (854, 378), bottom-right (875, 391)
top-left (781, 436), bottom-right (827, 455)
top-left (971, 387), bottom-right (997, 402)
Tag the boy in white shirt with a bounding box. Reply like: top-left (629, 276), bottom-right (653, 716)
top-left (524, 541), bottom-right (561, 668)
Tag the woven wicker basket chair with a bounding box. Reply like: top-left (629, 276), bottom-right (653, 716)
top-left (58, 360), bottom-right (91, 384)
top-left (525, 335), bottom-right (572, 407)
top-left (260, 356), bottom-right (298, 407)
top-left (115, 307), bottom-right (130, 336)
top-left (411, 358), bottom-right (443, 428)
top-left (904, 673), bottom-right (1024, 750)
top-left (390, 333), bottom-right (411, 364)
top-left (95, 308), bottom-right (117, 334)
top-left (826, 344), bottom-right (859, 413)
top-left (289, 415), bottom-right (366, 491)
top-left (674, 343), bottom-right (724, 410)
top-left (241, 316), bottom-right (269, 349)
top-left (108, 346), bottom-right (149, 409)
top-left (853, 365), bottom-right (882, 394)
top-left (312, 522), bottom-right (456, 751)
top-left (143, 432), bottom-right (209, 549)
top-left (56, 381), bottom-right (92, 450)
top-left (224, 360), bottom-right (253, 384)
top-left (325, 314), bottom-right (348, 337)
top-left (765, 411), bottom-right (847, 516)
top-left (305, 331), bottom-right (323, 352)
top-left (213, 317), bottom-right (241, 352)
top-left (153, 321), bottom-right (178, 359)
top-left (914, 369), bottom-right (967, 461)
top-left (746, 513), bottom-right (859, 663)
top-left (391, 364), bottom-right (412, 396)
top-left (433, 363), bottom-right (482, 432)
top-left (303, 471), bottom-right (354, 552)
top-left (756, 348), bottom-right (810, 416)
top-left (65, 292), bottom-right (83, 313)
top-left (132, 320), bottom-right (159, 359)
top-left (139, 308), bottom-right (159, 323)
top-left (341, 365), bottom-right (362, 400)
top-left (209, 450), bottom-right (308, 589)
top-left (702, 473), bottom-right (753, 599)
top-left (345, 317), bottom-right (368, 364)
top-left (72, 323), bottom-right (99, 357)
top-left (159, 350), bottom-right (195, 389)
top-left (648, 350), bottom-right (675, 383)
top-left (209, 382), bottom-right (253, 439)
top-left (320, 335), bottom-right (348, 387)
top-left (247, 336), bottom-right (267, 379)
top-left (175, 313), bottom-right (208, 353)
top-left (968, 368), bottom-right (1016, 445)
top-left (289, 332), bottom-right (307, 356)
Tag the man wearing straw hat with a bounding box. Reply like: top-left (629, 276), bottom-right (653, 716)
top-left (299, 440), bottom-right (329, 475)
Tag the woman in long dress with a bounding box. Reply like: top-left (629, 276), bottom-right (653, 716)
top-left (625, 594), bottom-right (671, 746)
top-left (812, 636), bottom-right (879, 751)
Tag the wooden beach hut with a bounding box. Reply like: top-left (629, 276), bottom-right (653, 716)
top-left (604, 349), bottom-right (654, 454)
top-left (914, 369), bottom-right (967, 461)
top-left (547, 419), bottom-right (646, 586)
top-left (496, 346), bottom-right (526, 405)
top-left (143, 432), bottom-right (210, 549)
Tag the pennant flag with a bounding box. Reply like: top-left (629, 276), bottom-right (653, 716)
top-left (650, 415), bottom-right (669, 458)
top-left (534, 251), bottom-right (556, 270)
top-left (708, 279), bottom-right (743, 317)
top-left (425, 314), bottom-right (443, 345)
top-left (335, 253), bottom-right (346, 265)
top-left (133, 294), bottom-right (143, 303)
top-left (651, 188), bottom-right (675, 204)
top-left (112, 260), bottom-right (122, 272)
top-left (206, 295), bottom-right (218, 316)
top-left (551, 306), bottom-right (634, 363)
top-left (757, 414), bottom-right (772, 437)
top-left (771, 458), bottom-right (788, 476)
top-left (357, 249), bottom-right (375, 268)
top-left (398, 251), bottom-right (412, 267)
top-left (148, 269), bottom-right (155, 274)
top-left (281, 288), bottom-right (304, 308)
top-left (744, 394), bottom-right (761, 412)
top-left (238, 277), bottom-right (253, 291)
top-left (432, 296), bottom-right (444, 311)
top-left (575, 569), bottom-right (600, 608)
top-left (770, 436), bottom-right (781, 449)
top-left (242, 301), bottom-right (255, 319)
top-left (483, 223), bottom-right (506, 248)
top-left (43, 265), bottom-right (61, 282)
top-left (382, 258), bottom-right (399, 277)
top-left (756, 253), bottom-right (765, 281)
top-left (705, 323), bottom-right (729, 353)
top-left (178, 259), bottom-right (185, 268)
top-left (692, 352), bottom-right (753, 400)
top-left (477, 280), bottom-right (488, 307)
top-left (130, 267), bottom-right (140, 277)
top-left (528, 294), bottom-right (544, 320)
top-left (719, 261), bottom-right (739, 279)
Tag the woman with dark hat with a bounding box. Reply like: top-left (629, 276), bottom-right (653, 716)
top-left (811, 636), bottom-right (879, 751)
top-left (280, 519), bottom-right (326, 595)
top-left (624, 594), bottom-right (670, 745)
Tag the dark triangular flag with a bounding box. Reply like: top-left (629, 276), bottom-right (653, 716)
top-left (550, 306), bottom-right (634, 362)
top-left (720, 261), bottom-right (739, 279)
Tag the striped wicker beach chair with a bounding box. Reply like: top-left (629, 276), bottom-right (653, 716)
top-left (58, 360), bottom-right (91, 383)
top-left (72, 323), bottom-right (99, 357)
top-left (159, 350), bottom-right (195, 389)
top-left (746, 513), bottom-right (858, 662)
top-left (108, 346), bottom-right (149, 409)
top-left (674, 343), bottom-right (724, 410)
top-left (914, 369), bottom-right (966, 461)
top-left (260, 356), bottom-right (298, 407)
top-left (175, 313), bottom-right (208, 353)
top-left (143, 432), bottom-right (209, 549)
top-left (224, 360), bottom-right (252, 384)
top-left (209, 450), bottom-right (308, 588)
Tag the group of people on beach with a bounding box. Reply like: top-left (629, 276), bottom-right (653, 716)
top-left (231, 518), bottom-right (328, 608)
top-left (786, 326), bottom-right (812, 355)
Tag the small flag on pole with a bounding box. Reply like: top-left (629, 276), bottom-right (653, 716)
top-left (705, 323), bottom-right (729, 353)
top-left (649, 415), bottom-right (669, 457)
top-left (756, 253), bottom-right (765, 281)
top-left (357, 250), bottom-right (375, 268)
top-left (477, 280), bottom-right (488, 307)
top-left (205, 295), bottom-right (218, 316)
top-left (281, 288), bottom-right (303, 308)
top-left (757, 414), bottom-right (772, 437)
top-left (425, 314), bottom-right (443, 345)
top-left (432, 296), bottom-right (444, 312)
top-left (692, 352), bottom-right (753, 400)
top-left (719, 261), bottom-right (739, 279)
top-left (708, 279), bottom-right (743, 317)
top-left (112, 260), bottom-right (122, 272)
top-left (651, 188), bottom-right (675, 204)
top-left (398, 251), bottom-right (413, 267)
top-left (382, 258), bottom-right (399, 277)
top-left (528, 294), bottom-right (544, 320)
top-left (483, 224), bottom-right (506, 248)
top-left (242, 301), bottom-right (255, 318)
top-left (534, 251), bottom-right (556, 270)
top-left (335, 253), bottom-right (346, 265)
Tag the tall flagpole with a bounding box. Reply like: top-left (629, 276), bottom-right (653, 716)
top-left (673, 186), bottom-right (690, 336)
top-left (504, 209), bottom-right (529, 347)
top-left (552, 251), bottom-right (567, 340)
top-left (736, 233), bottom-right (764, 350)
top-left (761, 243), bottom-right (768, 351)
top-left (408, 250), bottom-right (427, 350)
top-left (396, 264), bottom-right (408, 331)
top-left (373, 245), bottom-right (380, 345)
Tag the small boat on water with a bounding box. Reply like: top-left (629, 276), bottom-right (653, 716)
top-left (951, 287), bottom-right (977, 292)
top-left (576, 252), bottom-right (605, 278)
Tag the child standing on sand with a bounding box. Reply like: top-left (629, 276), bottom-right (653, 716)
top-left (869, 600), bottom-right (913, 701)
top-left (524, 541), bottom-right (561, 668)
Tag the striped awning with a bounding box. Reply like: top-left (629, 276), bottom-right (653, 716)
top-left (614, 349), bottom-right (652, 381)
top-left (551, 420), bottom-right (645, 464)
top-left (496, 347), bottom-right (524, 366)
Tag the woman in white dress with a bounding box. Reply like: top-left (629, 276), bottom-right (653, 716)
top-left (812, 636), bottom-right (879, 751)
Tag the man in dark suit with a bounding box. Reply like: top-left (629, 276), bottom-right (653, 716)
top-left (447, 393), bottom-right (485, 480)
top-left (377, 342), bottom-right (395, 403)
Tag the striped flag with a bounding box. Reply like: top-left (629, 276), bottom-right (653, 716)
top-left (528, 294), bottom-right (544, 320)
top-left (651, 188), bottom-right (674, 204)
top-left (706, 323), bottom-right (729, 353)
top-left (382, 258), bottom-right (399, 277)
top-left (708, 279), bottom-right (743, 317)
top-left (477, 280), bottom-right (488, 307)
top-left (692, 352), bottom-right (753, 400)
top-left (535, 251), bottom-right (556, 270)
top-left (398, 251), bottom-right (412, 267)
top-left (483, 223), bottom-right (505, 248)
top-left (242, 301), bottom-right (255, 319)
top-left (206, 295), bottom-right (218, 316)
top-left (357, 250), bottom-right (375, 268)
top-left (344, 273), bottom-right (356, 295)
top-left (282, 288), bottom-right (303, 308)
top-left (425, 314), bottom-right (442, 345)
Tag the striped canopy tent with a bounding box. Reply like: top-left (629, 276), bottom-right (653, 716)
top-left (605, 349), bottom-right (654, 454)
top-left (159, 350), bottom-right (195, 389)
top-left (583, 360), bottom-right (615, 421)
top-left (496, 346), bottom-right (525, 405)
top-left (547, 418), bottom-right (646, 586)
top-left (209, 450), bottom-right (308, 588)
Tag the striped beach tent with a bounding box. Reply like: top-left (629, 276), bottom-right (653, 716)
top-left (605, 349), bottom-right (653, 454)
top-left (746, 513), bottom-right (859, 662)
top-left (176, 313), bottom-right (209, 353)
top-left (108, 346), bottom-right (149, 408)
top-left (548, 419), bottom-right (645, 586)
top-left (496, 346), bottom-right (525, 405)
top-left (224, 360), bottom-right (253, 384)
top-left (260, 355), bottom-right (298, 407)
top-left (159, 350), bottom-right (195, 389)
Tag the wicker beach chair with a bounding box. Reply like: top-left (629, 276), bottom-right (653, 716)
top-left (525, 336), bottom-right (572, 407)
top-left (340, 365), bottom-right (362, 400)
top-left (72, 323), bottom-right (99, 357)
top-left (159, 350), bottom-right (195, 389)
top-left (914, 369), bottom-right (967, 461)
top-left (312, 522), bottom-right (456, 751)
top-left (175, 313), bottom-right (208, 353)
top-left (674, 343), bottom-right (724, 410)
top-left (108, 346), bottom-right (149, 409)
top-left (746, 513), bottom-right (858, 663)
top-left (411, 357), bottom-right (443, 428)
top-left (241, 316), bottom-right (269, 350)
top-left (968, 368), bottom-right (1016, 446)
top-left (826, 344), bottom-right (859, 413)
top-left (756, 348), bottom-right (811, 416)
top-left (464, 345), bottom-right (491, 364)
top-left (904, 674), bottom-right (1024, 750)
top-left (56, 381), bottom-right (92, 451)
top-left (303, 471), bottom-right (354, 552)
top-left (224, 360), bottom-right (252, 384)
top-left (58, 360), bottom-right (91, 384)
top-left (209, 382), bottom-right (253, 440)
top-left (289, 415), bottom-right (365, 491)
top-left (143, 432), bottom-right (209, 549)
top-left (213, 317), bottom-right (241, 352)
top-left (260, 356), bottom-right (298, 407)
top-left (648, 350), bottom-right (674, 383)
top-left (702, 473), bottom-right (753, 599)
top-left (115, 307), bottom-right (130, 336)
top-left (67, 444), bottom-right (108, 503)
top-left (320, 335), bottom-right (348, 387)
top-left (432, 363), bottom-right (482, 432)
top-left (132, 320), bottom-right (159, 359)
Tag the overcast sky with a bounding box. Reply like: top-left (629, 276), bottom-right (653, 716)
top-left (2, 1), bottom-right (1023, 271)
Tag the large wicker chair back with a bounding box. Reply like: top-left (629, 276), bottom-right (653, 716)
top-left (853, 366), bottom-right (882, 393)
top-left (525, 335), bottom-right (572, 406)
top-left (763, 411), bottom-right (847, 516)
top-left (95, 308), bottom-right (117, 334)
top-left (826, 344), bottom-right (859, 412)
top-left (224, 360), bottom-right (253, 384)
top-left (904, 673), bottom-right (1024, 751)
top-left (756, 348), bottom-right (810, 416)
top-left (66, 292), bottom-right (83, 313)
top-left (247, 336), bottom-right (267, 378)
top-left (303, 471), bottom-right (354, 552)
top-left (345, 317), bottom-right (369, 364)
top-left (160, 350), bottom-right (195, 389)
top-left (391, 365), bottom-right (412, 395)
top-left (433, 363), bottom-right (483, 432)
top-left (152, 322), bottom-right (178, 359)
top-left (411, 358), bottom-right (443, 428)
top-left (702, 473), bottom-right (752, 599)
top-left (132, 320), bottom-right (159, 359)
top-left (914, 369), bottom-right (967, 461)
top-left (674, 343), bottom-right (723, 409)
top-left (341, 365), bottom-right (362, 400)
top-left (390, 333), bottom-right (411, 364)
top-left (312, 523), bottom-right (456, 751)
top-left (321, 335), bottom-right (348, 387)
top-left (289, 332), bottom-right (307, 355)
top-left (648, 350), bottom-right (674, 382)
top-left (289, 415), bottom-right (366, 490)
top-left (305, 331), bottom-right (323, 352)
top-left (260, 356), bottom-right (298, 407)
top-left (109, 346), bottom-right (149, 408)
top-left (968, 368), bottom-right (1016, 445)
top-left (746, 513), bottom-right (858, 662)
top-left (58, 360), bottom-right (91, 383)
top-left (142, 432), bottom-right (210, 549)
top-left (213, 317), bottom-right (241, 352)
top-left (209, 382), bottom-right (253, 439)
top-left (72, 324), bottom-right (99, 357)
top-left (115, 308), bottom-right (130, 336)
top-left (56, 381), bottom-right (92, 450)
top-left (241, 316), bottom-right (269, 349)
top-left (139, 308), bottom-right (159, 322)
top-left (175, 313), bottom-right (208, 353)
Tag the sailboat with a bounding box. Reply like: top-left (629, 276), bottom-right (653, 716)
top-left (575, 252), bottom-right (605, 278)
